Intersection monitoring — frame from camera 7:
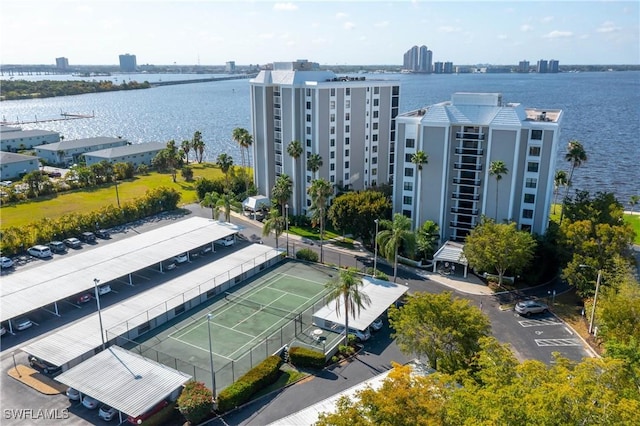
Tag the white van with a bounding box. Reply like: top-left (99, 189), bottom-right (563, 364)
top-left (215, 235), bottom-right (235, 247)
top-left (27, 245), bottom-right (53, 258)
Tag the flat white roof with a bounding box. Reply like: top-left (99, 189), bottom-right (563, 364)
top-left (433, 241), bottom-right (468, 266)
top-left (22, 244), bottom-right (281, 367)
top-left (56, 346), bottom-right (191, 418)
top-left (313, 277), bottom-right (409, 331)
top-left (1, 217), bottom-right (241, 322)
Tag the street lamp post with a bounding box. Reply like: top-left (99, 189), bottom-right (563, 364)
top-left (579, 264), bottom-right (602, 335)
top-left (285, 203), bottom-right (289, 257)
top-left (207, 314), bottom-right (216, 398)
top-left (114, 180), bottom-right (121, 208)
top-left (93, 278), bottom-right (105, 350)
top-left (373, 219), bottom-right (379, 277)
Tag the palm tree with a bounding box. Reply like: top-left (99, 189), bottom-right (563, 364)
top-left (325, 268), bottom-right (371, 346)
top-left (411, 150), bottom-right (429, 227)
top-left (307, 153), bottom-right (323, 180)
top-left (216, 153), bottom-right (234, 190)
top-left (630, 195), bottom-right (640, 213)
top-left (164, 140), bottom-right (183, 183)
top-left (271, 173), bottom-right (293, 215)
top-left (308, 178), bottom-right (333, 263)
top-left (376, 213), bottom-right (416, 282)
top-left (560, 140), bottom-right (587, 224)
top-left (416, 220), bottom-right (440, 263)
top-left (262, 207), bottom-right (286, 248)
top-left (287, 140), bottom-right (303, 213)
top-left (181, 139), bottom-right (191, 164)
top-left (200, 191), bottom-right (223, 220)
top-left (232, 127), bottom-right (253, 169)
top-left (201, 191), bottom-right (241, 222)
top-left (192, 131), bottom-right (205, 163)
top-left (553, 170), bottom-right (568, 214)
top-left (488, 160), bottom-right (508, 221)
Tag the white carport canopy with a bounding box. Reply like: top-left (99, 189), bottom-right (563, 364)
top-left (21, 244), bottom-right (281, 367)
top-left (313, 277), bottom-right (409, 331)
top-left (432, 241), bottom-right (469, 278)
top-left (56, 346), bottom-right (191, 420)
top-left (242, 195), bottom-right (271, 211)
top-left (1, 217), bottom-right (240, 322)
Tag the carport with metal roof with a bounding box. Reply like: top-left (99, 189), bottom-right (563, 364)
top-left (56, 346), bottom-right (191, 424)
top-left (432, 241), bottom-right (469, 278)
top-left (312, 277), bottom-right (409, 332)
top-left (1, 217), bottom-right (240, 329)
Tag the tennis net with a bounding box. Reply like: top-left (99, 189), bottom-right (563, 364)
top-left (224, 292), bottom-right (300, 321)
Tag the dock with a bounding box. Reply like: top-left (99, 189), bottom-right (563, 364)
top-left (149, 73), bottom-right (257, 87)
top-left (1, 112), bottom-right (95, 126)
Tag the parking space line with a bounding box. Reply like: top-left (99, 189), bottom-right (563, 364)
top-left (518, 318), bottom-right (562, 327)
top-left (535, 338), bottom-right (582, 347)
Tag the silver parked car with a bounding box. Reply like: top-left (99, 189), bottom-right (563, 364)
top-left (515, 300), bottom-right (549, 316)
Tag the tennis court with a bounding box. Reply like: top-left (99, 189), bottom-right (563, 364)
top-left (129, 261), bottom-right (337, 391)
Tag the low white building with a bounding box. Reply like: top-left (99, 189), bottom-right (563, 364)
top-left (82, 142), bottom-right (165, 167)
top-left (1, 129), bottom-right (60, 152)
top-left (0, 151), bottom-right (40, 180)
top-left (34, 137), bottom-right (128, 165)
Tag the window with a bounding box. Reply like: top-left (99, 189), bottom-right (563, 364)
top-left (345, 161), bottom-right (349, 168)
top-left (306, 89), bottom-right (311, 96)
top-left (524, 193), bottom-right (535, 204)
top-left (345, 112), bottom-right (350, 121)
top-left (330, 88), bottom-right (336, 96)
top-left (346, 88), bottom-right (350, 96)
top-left (345, 173), bottom-right (350, 180)
top-left (330, 163), bottom-right (335, 171)
top-left (374, 87), bottom-right (380, 94)
top-left (406, 138), bottom-right (415, 148)
top-left (373, 122), bottom-right (379, 130)
top-left (372, 134), bottom-right (378, 142)
top-left (522, 209), bottom-right (534, 219)
top-left (403, 196), bottom-right (413, 205)
top-left (345, 149), bottom-right (349, 157)
top-left (404, 181), bottom-right (413, 191)
top-left (521, 224), bottom-right (532, 232)
top-left (531, 129), bottom-right (542, 140)
top-left (330, 127), bottom-right (335, 135)
top-left (527, 162), bottom-right (539, 173)
top-left (404, 167), bottom-right (414, 177)
top-left (330, 100), bottom-right (336, 109)
top-left (306, 140), bottom-right (311, 147)
top-left (373, 99), bottom-right (379, 107)
top-left (345, 125), bottom-right (350, 133)
top-left (403, 209), bottom-right (412, 218)
top-left (345, 137), bottom-right (350, 145)
top-left (306, 101), bottom-right (311, 109)
top-left (405, 153), bottom-right (413, 162)
top-left (372, 157), bottom-right (377, 164)
top-left (529, 146), bottom-right (541, 156)
top-left (330, 151), bottom-right (335, 159)
top-left (330, 113), bottom-right (335, 122)
top-left (525, 178), bottom-right (537, 188)
top-left (330, 139), bottom-right (335, 147)
top-left (330, 175), bottom-right (335, 183)
top-left (373, 110), bottom-right (379, 118)
top-left (372, 145), bottom-right (378, 153)
top-left (345, 100), bottom-right (350, 108)
top-left (371, 168), bottom-right (377, 176)
top-left (306, 126), bottom-right (311, 135)
top-left (306, 114), bottom-right (312, 122)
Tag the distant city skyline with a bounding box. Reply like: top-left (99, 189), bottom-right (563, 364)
top-left (1, 1), bottom-right (638, 66)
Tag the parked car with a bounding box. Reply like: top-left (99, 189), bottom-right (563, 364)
top-left (48, 241), bottom-right (67, 254)
top-left (1, 256), bottom-right (14, 269)
top-left (335, 326), bottom-right (371, 342)
top-left (66, 387), bottom-right (80, 401)
top-left (127, 400), bottom-right (168, 424)
top-left (74, 293), bottom-right (92, 304)
top-left (370, 317), bottom-right (384, 332)
top-left (28, 356), bottom-right (61, 375)
top-left (63, 238), bottom-right (82, 249)
top-left (97, 284), bottom-right (111, 296)
top-left (14, 317), bottom-right (33, 331)
top-left (80, 232), bottom-right (96, 243)
top-left (515, 300), bottom-right (549, 316)
top-left (27, 245), bottom-right (53, 258)
top-left (95, 229), bottom-right (110, 239)
top-left (82, 395), bottom-right (99, 410)
top-left (0, 326), bottom-right (6, 336)
top-left (174, 253), bottom-right (188, 264)
top-left (99, 404), bottom-right (117, 421)
top-left (215, 236), bottom-right (235, 246)
top-left (199, 245), bottom-right (212, 255)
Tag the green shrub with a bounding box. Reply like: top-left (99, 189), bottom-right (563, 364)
top-left (216, 355), bottom-right (282, 413)
top-left (177, 381), bottom-right (213, 424)
top-left (296, 248), bottom-right (319, 262)
top-left (374, 271), bottom-right (389, 281)
top-left (288, 346), bottom-right (326, 369)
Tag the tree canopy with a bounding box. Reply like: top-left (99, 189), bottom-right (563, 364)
top-left (376, 213), bottom-right (415, 282)
top-left (327, 190), bottom-right (391, 244)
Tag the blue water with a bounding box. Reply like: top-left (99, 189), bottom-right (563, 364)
top-left (1, 71), bottom-right (638, 203)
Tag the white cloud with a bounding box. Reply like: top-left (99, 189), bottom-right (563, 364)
top-left (343, 21), bottom-right (355, 30)
top-left (336, 12), bottom-right (348, 20)
top-left (597, 21), bottom-right (621, 33)
top-left (439, 26), bottom-right (461, 33)
top-left (541, 16), bottom-right (554, 23)
top-left (273, 3), bottom-right (298, 11)
top-left (374, 21), bottom-right (389, 28)
top-left (520, 24), bottom-right (533, 32)
top-left (497, 34), bottom-right (508, 40)
top-left (543, 30), bottom-right (573, 39)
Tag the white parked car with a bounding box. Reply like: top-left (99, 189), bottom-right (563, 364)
top-left (336, 326), bottom-right (371, 342)
top-left (515, 300), bottom-right (549, 316)
top-left (14, 317), bottom-right (33, 331)
top-left (370, 317), bottom-right (384, 332)
top-left (27, 245), bottom-right (53, 258)
top-left (82, 395), bottom-right (99, 410)
top-left (1, 256), bottom-right (14, 269)
top-left (215, 236), bottom-right (235, 246)
top-left (66, 387), bottom-right (80, 401)
top-left (97, 284), bottom-right (112, 296)
top-left (174, 253), bottom-right (188, 264)
top-left (98, 404), bottom-right (117, 421)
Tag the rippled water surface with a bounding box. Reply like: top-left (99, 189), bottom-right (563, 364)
top-left (1, 71), bottom-right (638, 203)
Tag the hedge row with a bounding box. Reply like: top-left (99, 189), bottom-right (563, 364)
top-left (289, 346), bottom-right (326, 369)
top-left (216, 355), bottom-right (283, 413)
top-left (296, 248), bottom-right (319, 262)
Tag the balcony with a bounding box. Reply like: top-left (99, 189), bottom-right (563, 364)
top-left (453, 177), bottom-right (481, 186)
top-left (455, 132), bottom-right (485, 140)
top-left (454, 163), bottom-right (483, 171)
top-left (450, 221), bottom-right (476, 230)
top-left (451, 207), bottom-right (479, 215)
top-left (455, 147), bottom-right (484, 156)
top-left (452, 193), bottom-right (480, 201)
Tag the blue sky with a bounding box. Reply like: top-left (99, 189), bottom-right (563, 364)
top-left (1, 1), bottom-right (638, 65)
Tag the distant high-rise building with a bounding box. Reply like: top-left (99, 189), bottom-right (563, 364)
top-left (225, 61), bottom-right (236, 73)
top-left (119, 54), bottom-right (137, 72)
top-left (548, 60), bottom-right (559, 73)
top-left (403, 45), bottom-right (431, 73)
top-left (518, 60), bottom-right (530, 73)
top-left (55, 57), bottom-right (69, 71)
top-left (433, 62), bottom-right (444, 74)
top-left (249, 59), bottom-right (400, 215)
top-left (443, 62), bottom-right (454, 74)
top-left (536, 60), bottom-right (548, 73)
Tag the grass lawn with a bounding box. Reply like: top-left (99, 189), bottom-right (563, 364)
top-left (251, 366), bottom-right (308, 400)
top-left (0, 163), bottom-right (224, 229)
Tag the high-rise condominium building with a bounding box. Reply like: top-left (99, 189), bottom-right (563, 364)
top-left (537, 59), bottom-right (548, 73)
top-left (548, 60), bottom-right (560, 73)
top-left (250, 60), bottom-right (400, 215)
top-left (518, 60), bottom-right (530, 73)
top-left (55, 57), bottom-right (69, 70)
top-left (119, 54), bottom-right (137, 72)
top-left (403, 45), bottom-right (432, 73)
top-left (393, 93), bottom-right (563, 242)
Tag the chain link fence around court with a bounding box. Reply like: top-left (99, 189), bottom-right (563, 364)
top-left (287, 240), bottom-right (371, 272)
top-left (117, 290), bottom-right (334, 393)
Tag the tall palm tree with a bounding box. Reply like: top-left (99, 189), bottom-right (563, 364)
top-left (560, 140), bottom-right (587, 224)
top-left (325, 268), bottom-right (371, 346)
top-left (307, 153), bottom-right (323, 180)
top-left (192, 131), bottom-right (205, 163)
top-left (181, 139), bottom-right (191, 164)
top-left (216, 153), bottom-right (234, 191)
top-left (271, 173), bottom-right (293, 215)
top-left (411, 150), bottom-right (429, 227)
top-left (232, 128), bottom-right (248, 168)
top-left (308, 178), bottom-right (333, 263)
top-left (200, 191), bottom-right (223, 220)
top-left (262, 207), bottom-right (286, 248)
top-left (553, 170), bottom-right (568, 214)
top-left (488, 160), bottom-right (508, 221)
top-left (376, 213), bottom-right (416, 282)
top-left (287, 140), bottom-right (303, 213)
